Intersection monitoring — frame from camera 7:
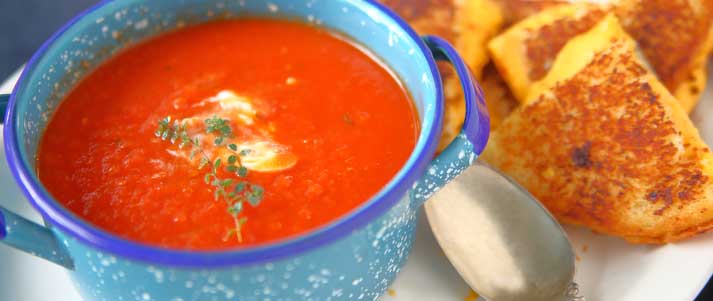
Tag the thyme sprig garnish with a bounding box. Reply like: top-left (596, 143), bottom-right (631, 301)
top-left (156, 115), bottom-right (264, 243)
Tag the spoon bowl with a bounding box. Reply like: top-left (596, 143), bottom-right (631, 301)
top-left (425, 161), bottom-right (578, 301)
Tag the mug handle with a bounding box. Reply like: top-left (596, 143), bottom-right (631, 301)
top-left (411, 36), bottom-right (491, 206)
top-left (0, 93), bottom-right (74, 269)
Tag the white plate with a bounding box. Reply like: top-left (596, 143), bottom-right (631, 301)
top-left (1, 62), bottom-right (712, 300)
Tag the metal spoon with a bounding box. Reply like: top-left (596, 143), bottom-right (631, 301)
top-left (425, 161), bottom-right (583, 301)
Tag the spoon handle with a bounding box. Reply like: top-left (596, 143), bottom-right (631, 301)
top-left (566, 283), bottom-right (585, 301)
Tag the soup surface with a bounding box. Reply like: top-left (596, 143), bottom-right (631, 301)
top-left (38, 19), bottom-right (419, 249)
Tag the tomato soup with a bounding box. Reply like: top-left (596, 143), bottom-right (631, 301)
top-left (37, 19), bottom-right (419, 250)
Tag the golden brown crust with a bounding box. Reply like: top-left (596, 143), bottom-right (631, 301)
top-left (489, 0), bottom-right (713, 111)
top-left (483, 16), bottom-right (713, 243)
top-left (618, 0), bottom-right (713, 94)
top-left (492, 0), bottom-right (570, 25)
top-left (615, 0), bottom-right (713, 112)
top-left (488, 4), bottom-right (611, 102)
top-left (524, 8), bottom-right (607, 81)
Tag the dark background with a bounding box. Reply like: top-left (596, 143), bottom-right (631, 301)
top-left (0, 1), bottom-right (710, 300)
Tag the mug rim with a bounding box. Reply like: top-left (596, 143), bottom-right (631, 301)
top-left (3, 0), bottom-right (445, 267)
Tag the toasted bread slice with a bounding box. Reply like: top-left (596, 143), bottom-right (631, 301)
top-left (380, 0), bottom-right (506, 150)
top-left (482, 15), bottom-right (713, 244)
top-left (617, 0), bottom-right (713, 113)
top-left (492, 0), bottom-right (572, 25)
top-left (489, 0), bottom-right (713, 112)
top-left (489, 3), bottom-right (608, 101)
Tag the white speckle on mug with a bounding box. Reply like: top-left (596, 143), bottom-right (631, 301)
top-left (422, 73), bottom-right (431, 84)
top-left (388, 30), bottom-right (397, 47)
top-left (201, 285), bottom-right (217, 294)
top-left (267, 3), bottom-right (278, 13)
top-left (134, 19), bottom-right (149, 30)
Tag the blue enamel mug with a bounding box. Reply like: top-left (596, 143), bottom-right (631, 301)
top-left (0, 0), bottom-right (489, 300)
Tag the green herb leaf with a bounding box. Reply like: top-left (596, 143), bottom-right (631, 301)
top-left (238, 166), bottom-right (249, 178)
top-left (156, 115), bottom-right (265, 244)
top-left (234, 182), bottom-right (246, 193)
top-left (247, 185), bottom-right (264, 206)
top-left (228, 202), bottom-right (243, 215)
top-left (222, 179), bottom-right (233, 188)
top-left (223, 229), bottom-right (237, 241)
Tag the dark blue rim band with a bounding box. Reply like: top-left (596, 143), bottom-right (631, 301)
top-left (2, 0), bottom-right (446, 267)
top-left (1, 94), bottom-right (10, 240)
top-left (0, 209), bottom-right (6, 240)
